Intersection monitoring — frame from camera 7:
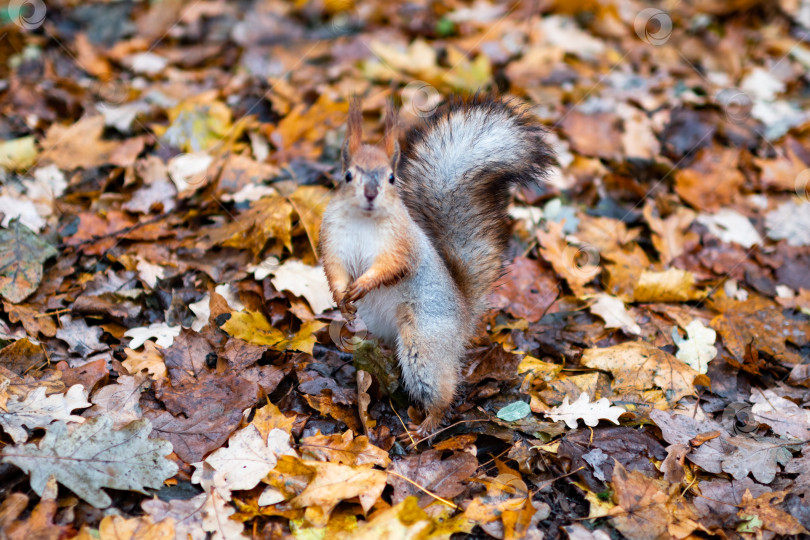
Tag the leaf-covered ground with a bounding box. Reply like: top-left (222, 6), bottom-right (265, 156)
top-left (1, 0), bottom-right (810, 539)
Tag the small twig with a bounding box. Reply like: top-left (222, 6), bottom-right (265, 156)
top-left (34, 308), bottom-right (70, 318)
top-left (385, 470), bottom-right (459, 510)
top-left (389, 398), bottom-right (417, 449)
top-left (408, 419), bottom-right (490, 450)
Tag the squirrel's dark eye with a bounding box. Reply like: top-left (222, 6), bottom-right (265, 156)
top-left (344, 171), bottom-right (353, 182)
top-left (388, 173), bottom-right (395, 184)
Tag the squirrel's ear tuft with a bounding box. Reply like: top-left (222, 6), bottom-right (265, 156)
top-left (383, 99), bottom-right (399, 159)
top-left (390, 140), bottom-right (401, 173)
top-left (343, 96), bottom-right (363, 166)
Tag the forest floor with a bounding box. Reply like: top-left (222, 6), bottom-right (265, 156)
top-left (0, 0), bottom-right (809, 539)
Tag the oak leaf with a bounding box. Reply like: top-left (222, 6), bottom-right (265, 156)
top-left (1, 415), bottom-right (178, 508)
top-left (0, 220), bottom-right (57, 303)
top-left (544, 392), bottom-right (625, 429)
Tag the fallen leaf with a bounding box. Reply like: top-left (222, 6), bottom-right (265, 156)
top-left (581, 341), bottom-right (703, 404)
top-left (270, 260), bottom-right (334, 315)
top-left (387, 449), bottom-right (477, 505)
top-left (201, 491), bottom-right (246, 540)
top-left (142, 492), bottom-right (207, 540)
top-left (1, 415), bottom-right (178, 508)
top-left (56, 315), bottom-right (106, 357)
top-left (589, 294), bottom-right (641, 335)
top-left (299, 430), bottom-right (391, 467)
top-left (750, 389), bottom-right (810, 440)
top-left (765, 200), bottom-right (810, 246)
top-left (40, 116), bottom-right (144, 169)
top-left (202, 426), bottom-right (295, 493)
top-left (125, 323), bottom-right (181, 349)
top-left (544, 392), bottom-right (625, 429)
top-left (122, 341), bottom-right (167, 379)
top-left (633, 268), bottom-right (705, 302)
top-left (0, 220), bottom-right (57, 303)
top-left (0, 384), bottom-right (90, 443)
top-left (98, 514), bottom-right (175, 540)
top-left (672, 320), bottom-right (717, 374)
top-left (0, 136), bottom-right (38, 171)
top-left (85, 374), bottom-right (148, 429)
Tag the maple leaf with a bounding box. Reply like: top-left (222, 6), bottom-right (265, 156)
top-left (387, 449), bottom-right (477, 506)
top-left (1, 415), bottom-right (178, 508)
top-left (544, 392), bottom-right (625, 429)
top-left (220, 311), bottom-right (325, 355)
top-left (39, 116), bottom-right (145, 169)
top-left (0, 219), bottom-right (57, 303)
top-left (0, 384), bottom-right (91, 443)
top-left (537, 220), bottom-right (600, 296)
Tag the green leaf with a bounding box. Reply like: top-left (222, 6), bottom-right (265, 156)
top-left (497, 401), bottom-right (531, 422)
top-left (0, 219), bottom-right (57, 303)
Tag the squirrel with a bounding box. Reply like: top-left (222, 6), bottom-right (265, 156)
top-left (319, 95), bottom-right (554, 434)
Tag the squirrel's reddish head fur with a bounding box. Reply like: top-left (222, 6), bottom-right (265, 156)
top-left (336, 98), bottom-right (402, 216)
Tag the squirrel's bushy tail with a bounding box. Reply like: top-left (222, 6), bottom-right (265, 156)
top-left (398, 96), bottom-right (554, 317)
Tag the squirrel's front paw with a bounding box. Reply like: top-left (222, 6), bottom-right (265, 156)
top-left (338, 298), bottom-right (357, 321)
top-left (342, 281), bottom-right (368, 304)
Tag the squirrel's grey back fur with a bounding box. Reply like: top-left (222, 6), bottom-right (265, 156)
top-left (397, 96), bottom-right (554, 318)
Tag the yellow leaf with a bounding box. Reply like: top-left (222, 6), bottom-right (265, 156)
top-left (221, 310), bottom-right (285, 347)
top-left (221, 312), bottom-right (324, 354)
top-left (0, 136), bottom-right (38, 171)
top-left (633, 268), bottom-right (705, 302)
top-left (251, 401), bottom-right (296, 438)
top-left (289, 185), bottom-right (332, 258)
top-left (274, 320), bottom-right (326, 355)
top-left (122, 341), bottom-right (167, 379)
top-left (98, 514), bottom-right (175, 540)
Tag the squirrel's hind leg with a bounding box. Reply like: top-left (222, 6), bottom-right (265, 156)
top-left (395, 302), bottom-right (461, 436)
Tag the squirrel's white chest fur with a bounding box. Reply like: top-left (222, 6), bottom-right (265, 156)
top-left (327, 212), bottom-right (407, 343)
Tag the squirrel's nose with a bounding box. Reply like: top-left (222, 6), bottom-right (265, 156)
top-left (364, 184), bottom-right (379, 201)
